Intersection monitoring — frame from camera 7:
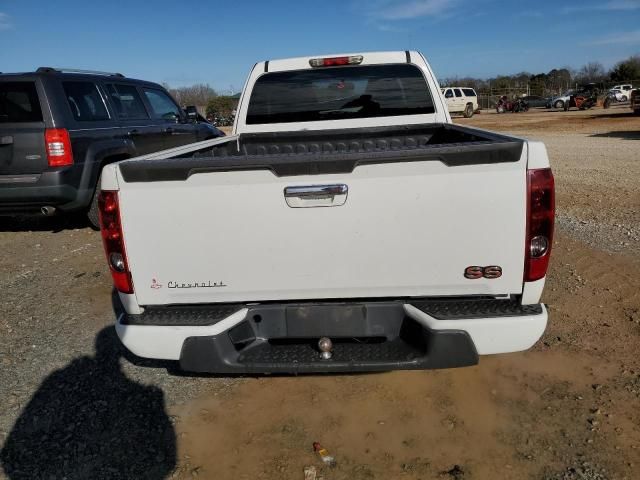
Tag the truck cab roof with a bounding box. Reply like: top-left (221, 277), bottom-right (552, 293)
top-left (234, 50), bottom-right (450, 133)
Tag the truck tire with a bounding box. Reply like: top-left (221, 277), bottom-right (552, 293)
top-left (554, 100), bottom-right (564, 109)
top-left (463, 103), bottom-right (474, 118)
top-left (87, 177), bottom-right (101, 231)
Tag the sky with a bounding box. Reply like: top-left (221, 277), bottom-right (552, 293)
top-left (1, 0), bottom-right (639, 92)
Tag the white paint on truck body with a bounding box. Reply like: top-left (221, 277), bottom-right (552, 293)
top-left (117, 152), bottom-right (527, 306)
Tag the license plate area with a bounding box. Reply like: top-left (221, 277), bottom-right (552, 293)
top-left (285, 304), bottom-right (366, 337)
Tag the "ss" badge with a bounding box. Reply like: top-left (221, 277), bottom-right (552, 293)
top-left (464, 265), bottom-right (503, 279)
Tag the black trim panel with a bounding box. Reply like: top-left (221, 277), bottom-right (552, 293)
top-left (405, 50), bottom-right (411, 63)
top-left (411, 299), bottom-right (543, 320)
top-left (123, 304), bottom-right (244, 326)
top-left (119, 123), bottom-right (524, 182)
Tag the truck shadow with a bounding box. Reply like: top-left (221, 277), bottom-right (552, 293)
top-left (0, 214), bottom-right (91, 233)
top-left (589, 131), bottom-right (640, 140)
top-left (0, 327), bottom-right (176, 480)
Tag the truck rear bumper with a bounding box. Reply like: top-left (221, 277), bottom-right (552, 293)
top-left (115, 299), bottom-right (547, 374)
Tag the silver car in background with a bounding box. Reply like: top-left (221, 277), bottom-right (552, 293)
top-left (546, 91), bottom-right (573, 109)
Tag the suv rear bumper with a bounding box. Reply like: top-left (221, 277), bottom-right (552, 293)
top-left (115, 299), bottom-right (547, 374)
top-left (0, 167), bottom-right (90, 213)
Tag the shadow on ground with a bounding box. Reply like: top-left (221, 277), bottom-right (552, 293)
top-left (589, 130), bottom-right (640, 140)
top-left (588, 111), bottom-right (637, 120)
top-left (0, 327), bottom-right (176, 480)
top-left (0, 213), bottom-right (92, 233)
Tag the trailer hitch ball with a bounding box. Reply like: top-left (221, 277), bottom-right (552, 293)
top-left (318, 337), bottom-right (333, 360)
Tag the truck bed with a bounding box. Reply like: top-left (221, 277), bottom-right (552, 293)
top-left (118, 123), bottom-right (524, 182)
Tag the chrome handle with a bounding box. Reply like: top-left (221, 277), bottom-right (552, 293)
top-left (0, 135), bottom-right (13, 145)
top-left (284, 184), bottom-right (348, 199)
top-left (284, 184), bottom-right (348, 208)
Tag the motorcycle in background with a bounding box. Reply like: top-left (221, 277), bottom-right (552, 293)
top-left (513, 98), bottom-right (530, 112)
top-left (496, 96), bottom-right (529, 113)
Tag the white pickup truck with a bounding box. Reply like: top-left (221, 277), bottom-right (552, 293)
top-left (99, 51), bottom-right (554, 374)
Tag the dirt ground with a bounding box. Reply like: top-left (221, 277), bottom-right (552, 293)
top-left (1, 105), bottom-right (639, 480)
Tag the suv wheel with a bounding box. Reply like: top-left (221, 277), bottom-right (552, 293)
top-left (87, 176), bottom-right (101, 231)
top-left (463, 103), bottom-right (474, 118)
top-left (554, 100), bottom-right (564, 109)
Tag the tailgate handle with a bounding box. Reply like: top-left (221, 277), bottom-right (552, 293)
top-left (0, 136), bottom-right (13, 145)
top-left (284, 184), bottom-right (348, 208)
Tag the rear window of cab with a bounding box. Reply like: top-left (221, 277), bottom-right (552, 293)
top-left (246, 64), bottom-right (435, 124)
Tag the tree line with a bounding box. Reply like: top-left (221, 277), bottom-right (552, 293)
top-left (161, 83), bottom-right (238, 120)
top-left (162, 54), bottom-right (640, 114)
top-left (442, 54), bottom-right (640, 96)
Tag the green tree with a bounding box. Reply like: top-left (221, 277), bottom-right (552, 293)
top-left (206, 96), bottom-right (237, 119)
top-left (610, 55), bottom-right (640, 82)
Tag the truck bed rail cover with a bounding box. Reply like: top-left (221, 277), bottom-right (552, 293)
top-left (118, 124), bottom-right (524, 182)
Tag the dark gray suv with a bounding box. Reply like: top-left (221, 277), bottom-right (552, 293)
top-left (0, 68), bottom-right (224, 227)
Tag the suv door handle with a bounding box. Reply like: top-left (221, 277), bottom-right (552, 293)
top-left (0, 135), bottom-right (13, 145)
top-left (164, 127), bottom-right (175, 135)
top-left (127, 129), bottom-right (141, 137)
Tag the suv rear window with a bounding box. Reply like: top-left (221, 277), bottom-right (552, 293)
top-left (246, 64), bottom-right (435, 124)
top-left (63, 82), bottom-right (110, 121)
top-left (0, 82), bottom-right (43, 123)
top-left (462, 88), bottom-right (476, 97)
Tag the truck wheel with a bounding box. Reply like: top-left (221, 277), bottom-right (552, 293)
top-left (87, 176), bottom-right (101, 231)
top-left (621, 95), bottom-right (628, 102)
top-left (554, 100), bottom-right (564, 109)
top-left (463, 103), bottom-right (474, 118)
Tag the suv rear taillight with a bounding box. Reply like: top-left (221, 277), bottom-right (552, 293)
top-left (525, 168), bottom-right (555, 282)
top-left (45, 128), bottom-right (73, 167)
top-left (98, 190), bottom-right (133, 293)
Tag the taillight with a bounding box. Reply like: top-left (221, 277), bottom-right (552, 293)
top-left (45, 128), bottom-right (73, 167)
top-left (98, 190), bottom-right (133, 293)
top-left (525, 168), bottom-right (555, 282)
top-left (309, 55), bottom-right (363, 67)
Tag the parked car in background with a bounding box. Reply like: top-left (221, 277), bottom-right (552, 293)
top-left (0, 68), bottom-right (224, 227)
top-left (608, 89), bottom-right (628, 102)
top-left (441, 86), bottom-right (478, 117)
top-left (100, 51), bottom-right (554, 374)
top-left (611, 84), bottom-right (633, 96)
top-left (521, 95), bottom-right (549, 108)
top-left (547, 91), bottom-right (573, 109)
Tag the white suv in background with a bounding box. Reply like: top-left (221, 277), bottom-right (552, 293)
top-left (441, 87), bottom-right (478, 118)
top-left (609, 84), bottom-right (633, 101)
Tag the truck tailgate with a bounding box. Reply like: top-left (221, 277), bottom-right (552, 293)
top-left (117, 143), bottom-right (527, 306)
